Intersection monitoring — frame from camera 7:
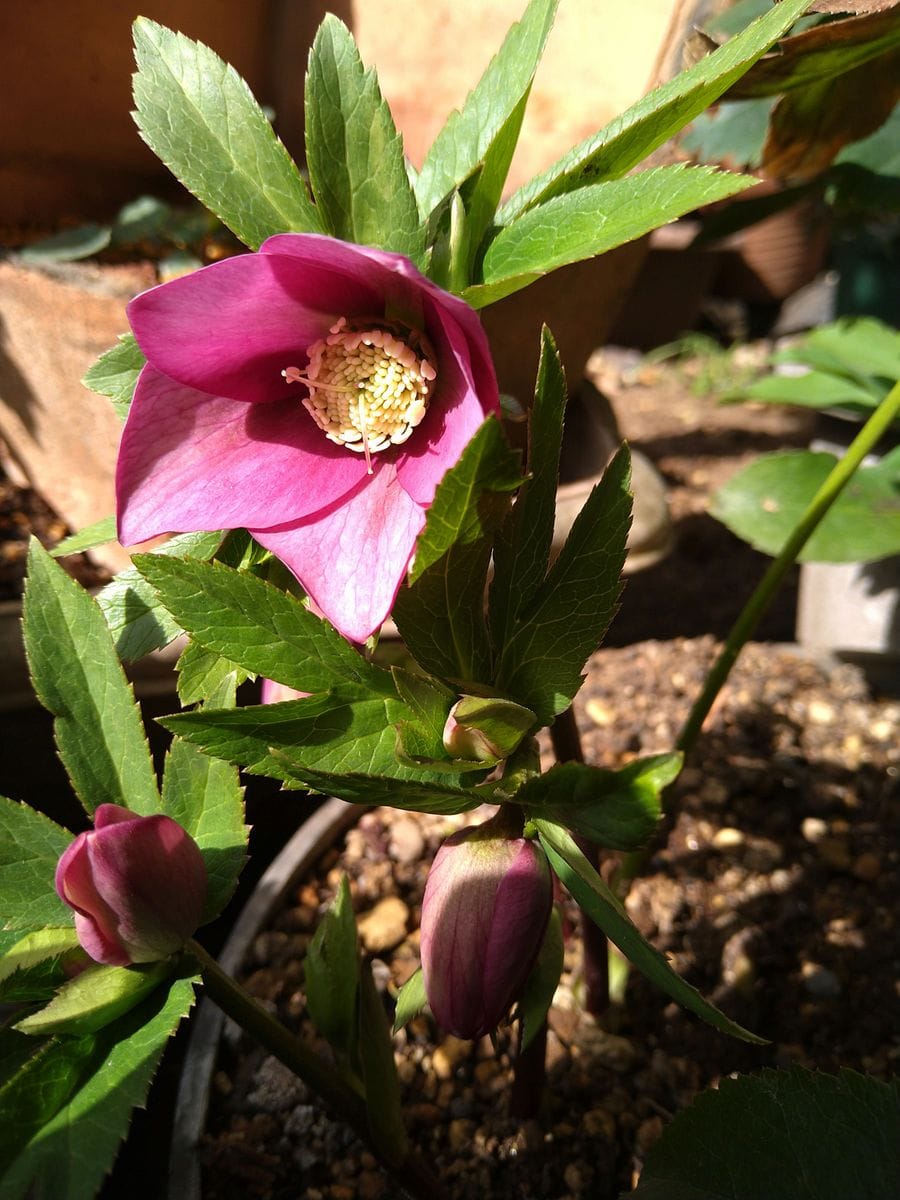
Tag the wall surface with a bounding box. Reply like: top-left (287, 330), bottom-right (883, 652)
top-left (352, 0), bottom-right (678, 193)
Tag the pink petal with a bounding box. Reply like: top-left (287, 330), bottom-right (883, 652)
top-left (251, 464), bottom-right (425, 642)
top-left (56, 834), bottom-right (130, 966)
top-left (128, 250), bottom-right (382, 404)
top-left (117, 366), bottom-right (369, 547)
top-left (396, 297), bottom-right (497, 506)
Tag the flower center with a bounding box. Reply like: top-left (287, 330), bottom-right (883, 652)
top-left (282, 317), bottom-right (436, 473)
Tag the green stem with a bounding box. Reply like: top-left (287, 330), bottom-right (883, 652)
top-left (184, 939), bottom-right (445, 1200)
top-left (677, 381), bottom-right (900, 757)
top-left (615, 382), bottom-right (900, 892)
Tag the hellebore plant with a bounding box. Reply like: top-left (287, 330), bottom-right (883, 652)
top-left (7, 2), bottom-right (900, 1198)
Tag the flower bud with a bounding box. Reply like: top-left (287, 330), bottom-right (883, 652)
top-left (442, 706), bottom-right (501, 762)
top-left (55, 805), bottom-right (207, 967)
top-left (420, 827), bottom-right (553, 1039)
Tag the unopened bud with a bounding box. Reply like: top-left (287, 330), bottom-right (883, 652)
top-left (420, 826), bottom-right (552, 1039)
top-left (55, 804), bottom-right (207, 966)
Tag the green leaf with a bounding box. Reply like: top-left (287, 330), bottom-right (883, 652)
top-left (731, 370), bottom-right (883, 412)
top-left (15, 961), bottom-right (171, 1036)
top-left (392, 968), bottom-right (428, 1033)
top-left (96, 530), bottom-right (225, 661)
top-left (49, 516), bottom-right (117, 559)
top-left (490, 327), bottom-right (567, 650)
top-left (0, 972), bottom-right (197, 1200)
top-left (23, 541), bottom-right (160, 817)
top-left (391, 668), bottom-right (455, 741)
top-left (711, 449), bottom-right (900, 563)
top-left (496, 446), bottom-right (632, 725)
top-left (132, 19), bottom-right (321, 250)
top-left (536, 820), bottom-right (765, 1044)
top-left (0, 930), bottom-right (81, 1004)
top-left (392, 417), bottom-right (522, 685)
top-left (468, 166), bottom-right (756, 308)
top-left (0, 1034), bottom-right (98, 1185)
top-left (358, 958), bottom-right (407, 1167)
top-left (133, 554), bottom-right (392, 696)
top-left (629, 1068), bottom-right (900, 1200)
top-left (517, 905), bottom-right (564, 1052)
top-left (161, 686), bottom-right (247, 925)
top-left (516, 753), bottom-right (680, 851)
top-left (175, 639), bottom-right (251, 706)
top-left (20, 225), bottom-right (111, 264)
top-left (161, 686), bottom-right (462, 791)
top-left (81, 333), bottom-right (146, 421)
top-left (0, 798), bottom-right (74, 932)
top-left (305, 876), bottom-right (359, 1058)
top-left (791, 317), bottom-right (900, 389)
top-left (269, 759), bottom-right (482, 816)
top-left (498, 0), bottom-right (813, 221)
top-left (304, 17), bottom-right (424, 263)
top-left (415, 0), bottom-right (558, 220)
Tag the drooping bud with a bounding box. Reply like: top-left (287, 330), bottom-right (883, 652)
top-left (55, 805), bottom-right (207, 966)
top-left (420, 826), bottom-right (553, 1039)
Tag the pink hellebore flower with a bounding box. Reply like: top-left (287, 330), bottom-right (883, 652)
top-left (420, 827), bottom-right (553, 1040)
top-left (117, 234), bottom-right (499, 642)
top-left (55, 804), bottom-right (207, 967)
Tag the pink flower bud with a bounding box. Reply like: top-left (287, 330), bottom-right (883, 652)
top-left (55, 805), bottom-right (207, 966)
top-left (420, 827), bottom-right (553, 1039)
top-left (442, 706), bottom-right (501, 762)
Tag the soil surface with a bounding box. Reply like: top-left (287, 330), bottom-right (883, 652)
top-left (3, 350), bottom-right (897, 1199)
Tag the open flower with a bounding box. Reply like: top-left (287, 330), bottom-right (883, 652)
top-left (420, 827), bottom-right (553, 1040)
top-left (117, 234), bottom-right (499, 642)
top-left (55, 804), bottom-right (207, 966)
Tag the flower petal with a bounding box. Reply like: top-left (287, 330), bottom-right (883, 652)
top-left (128, 249), bottom-right (382, 404)
top-left (56, 834), bottom-right (130, 966)
top-left (396, 297), bottom-right (497, 506)
top-left (251, 465), bottom-right (425, 642)
top-left (117, 366), bottom-right (369, 547)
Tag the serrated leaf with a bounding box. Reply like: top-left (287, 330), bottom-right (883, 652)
top-left (49, 516), bottom-right (118, 559)
top-left (516, 753), bottom-right (680, 851)
top-left (391, 669), bottom-right (455, 742)
top-left (161, 704), bottom-right (247, 925)
top-left (15, 961), bottom-right (171, 1036)
top-left (711, 448), bottom-right (900, 562)
top-left (20, 225), bottom-right (111, 264)
top-left (23, 541), bottom-right (160, 818)
top-left (392, 418), bottom-right (522, 685)
top-left (498, 0), bottom-right (813, 221)
top-left (0, 972), bottom-right (197, 1200)
top-left (269, 758), bottom-right (482, 816)
top-left (81, 333), bottom-right (146, 420)
top-left (536, 820), bottom-right (765, 1044)
top-left (96, 530), bottom-right (225, 661)
top-left (305, 876), bottom-right (359, 1058)
top-left (496, 446), bottom-right (632, 725)
top-left (490, 327), bottom-right (567, 650)
top-left (161, 687), bottom-right (461, 791)
top-left (132, 19), bottom-right (321, 250)
top-left (415, 0), bottom-right (558, 219)
top-left (304, 17), bottom-right (423, 263)
top-left (133, 555), bottom-right (392, 696)
top-left (0, 798), bottom-right (74, 932)
top-left (392, 968), bottom-right (428, 1033)
top-left (175, 639), bottom-right (250, 706)
top-left (629, 1068), bottom-right (900, 1200)
top-left (467, 166), bottom-right (757, 308)
top-left (517, 906), bottom-right (563, 1052)
top-left (0, 930), bottom-right (80, 1004)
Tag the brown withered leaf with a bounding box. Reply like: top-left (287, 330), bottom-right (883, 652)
top-left (728, 6), bottom-right (900, 96)
top-left (761, 45), bottom-right (900, 177)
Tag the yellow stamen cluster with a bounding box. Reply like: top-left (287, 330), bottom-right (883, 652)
top-left (282, 317), bottom-right (436, 472)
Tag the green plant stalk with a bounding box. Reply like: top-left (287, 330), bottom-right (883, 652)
top-left (616, 380), bottom-right (900, 892)
top-left (184, 939), bottom-right (446, 1200)
top-left (677, 379), bottom-right (900, 756)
